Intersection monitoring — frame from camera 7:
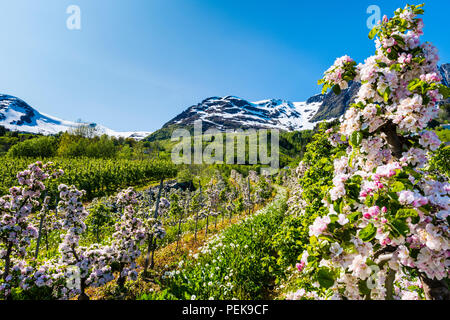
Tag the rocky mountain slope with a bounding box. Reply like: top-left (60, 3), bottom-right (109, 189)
top-left (162, 95), bottom-right (322, 132)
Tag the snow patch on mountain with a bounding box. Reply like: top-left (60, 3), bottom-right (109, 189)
top-left (164, 96), bottom-right (323, 132)
top-left (0, 94), bottom-right (151, 140)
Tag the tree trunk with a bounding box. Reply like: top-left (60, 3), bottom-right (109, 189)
top-left (150, 237), bottom-right (157, 269)
top-left (78, 278), bottom-right (90, 300)
top-left (45, 229), bottom-right (49, 253)
top-left (117, 264), bottom-right (126, 289)
top-left (144, 178), bottom-right (164, 273)
top-left (379, 121), bottom-right (408, 159)
top-left (214, 211), bottom-right (217, 229)
top-left (205, 216), bottom-right (209, 237)
top-left (2, 247), bottom-right (12, 300)
top-left (194, 212), bottom-right (199, 242)
top-left (247, 177), bottom-right (251, 215)
top-left (378, 124), bottom-right (448, 300)
top-left (385, 269), bottom-right (396, 300)
top-left (35, 214), bottom-right (46, 259)
top-left (176, 192), bottom-right (188, 252)
top-left (419, 274), bottom-right (450, 300)
top-left (3, 244), bottom-right (13, 282)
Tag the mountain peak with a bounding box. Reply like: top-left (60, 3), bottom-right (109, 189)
top-left (162, 95), bottom-right (322, 132)
top-left (0, 94), bottom-right (151, 140)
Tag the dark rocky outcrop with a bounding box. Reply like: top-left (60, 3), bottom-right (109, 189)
top-left (440, 63), bottom-right (450, 87)
top-left (310, 81), bottom-right (361, 122)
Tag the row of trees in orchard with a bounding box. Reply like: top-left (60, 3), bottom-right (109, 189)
top-left (0, 160), bottom-right (273, 300)
top-left (0, 157), bottom-right (177, 200)
top-left (0, 162), bottom-right (163, 300)
top-left (2, 124), bottom-right (162, 160)
top-left (283, 4), bottom-right (449, 300)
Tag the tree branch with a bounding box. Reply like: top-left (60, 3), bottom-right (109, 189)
top-left (374, 251), bottom-right (396, 300)
top-left (419, 273), bottom-right (449, 300)
top-left (378, 121), bottom-right (411, 159)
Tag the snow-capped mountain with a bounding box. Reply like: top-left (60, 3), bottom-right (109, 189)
top-left (157, 63), bottom-right (449, 136)
top-left (0, 94), bottom-right (151, 140)
top-left (4, 64), bottom-right (448, 141)
top-left (162, 95), bottom-right (323, 132)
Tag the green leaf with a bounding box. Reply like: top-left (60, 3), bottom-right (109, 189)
top-left (355, 101), bottom-right (365, 109)
top-left (307, 254), bottom-right (317, 264)
top-left (332, 84), bottom-right (341, 95)
top-left (395, 208), bottom-right (419, 224)
top-left (368, 27), bottom-right (378, 39)
top-left (348, 152), bottom-right (354, 168)
top-left (342, 241), bottom-right (356, 253)
top-left (395, 208), bottom-right (418, 219)
top-left (400, 18), bottom-right (408, 28)
top-left (329, 214), bottom-right (339, 223)
top-left (336, 150), bottom-right (347, 158)
top-left (317, 267), bottom-right (335, 289)
top-left (348, 211), bottom-right (361, 223)
top-left (387, 49), bottom-right (398, 61)
top-left (333, 199), bottom-right (342, 214)
top-left (438, 84), bottom-right (450, 99)
top-left (419, 204), bottom-right (432, 214)
top-left (389, 63), bottom-right (402, 72)
top-left (339, 201), bottom-right (345, 214)
top-left (343, 75), bottom-right (353, 81)
top-left (391, 35), bottom-right (405, 46)
top-left (410, 248), bottom-right (420, 259)
top-left (319, 235), bottom-right (335, 243)
top-left (358, 279), bottom-right (371, 296)
top-left (412, 56), bottom-right (425, 64)
top-left (366, 258), bottom-right (377, 267)
top-left (359, 223), bottom-right (376, 242)
top-left (390, 181), bottom-right (405, 192)
top-left (350, 131), bottom-right (363, 147)
top-left (391, 219), bottom-right (409, 237)
top-left (408, 79), bottom-right (422, 92)
top-left (383, 87), bottom-right (391, 103)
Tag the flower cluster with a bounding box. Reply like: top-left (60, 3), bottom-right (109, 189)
top-left (111, 188), bottom-right (147, 282)
top-left (290, 4), bottom-right (449, 300)
top-left (57, 184), bottom-right (117, 296)
top-left (319, 55), bottom-right (357, 93)
top-left (0, 162), bottom-right (62, 298)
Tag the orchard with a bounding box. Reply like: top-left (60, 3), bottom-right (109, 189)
top-left (0, 3), bottom-right (448, 301)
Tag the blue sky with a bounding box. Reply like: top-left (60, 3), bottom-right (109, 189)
top-left (0, 0), bottom-right (449, 132)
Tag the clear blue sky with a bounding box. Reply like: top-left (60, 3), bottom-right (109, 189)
top-left (0, 0), bottom-right (449, 132)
